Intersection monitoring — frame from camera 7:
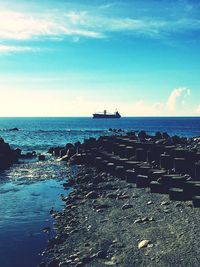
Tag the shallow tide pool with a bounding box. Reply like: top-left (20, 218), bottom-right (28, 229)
top-left (0, 160), bottom-right (72, 267)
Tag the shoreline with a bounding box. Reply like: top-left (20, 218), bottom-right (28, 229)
top-left (40, 131), bottom-right (200, 267)
top-left (41, 166), bottom-right (200, 267)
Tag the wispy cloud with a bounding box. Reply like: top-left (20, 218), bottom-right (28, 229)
top-left (0, 44), bottom-right (39, 54)
top-left (0, 9), bottom-right (104, 42)
top-left (0, 3), bottom-right (200, 44)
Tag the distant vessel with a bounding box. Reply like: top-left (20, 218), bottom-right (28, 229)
top-left (93, 110), bottom-right (121, 119)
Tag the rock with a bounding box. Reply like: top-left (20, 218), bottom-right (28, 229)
top-left (155, 132), bottom-right (162, 139)
top-left (0, 137), bottom-right (19, 170)
top-left (138, 130), bottom-right (147, 139)
top-left (85, 191), bottom-right (99, 199)
top-left (122, 204), bottom-right (133, 210)
top-left (42, 226), bottom-right (51, 233)
top-left (106, 193), bottom-right (118, 199)
top-left (9, 127), bottom-right (19, 131)
top-left (75, 262), bottom-right (83, 267)
top-left (15, 148), bottom-right (22, 157)
top-left (163, 132), bottom-right (170, 139)
top-left (134, 218), bottom-right (143, 224)
top-left (161, 201), bottom-right (170, 206)
top-left (138, 240), bottom-right (151, 249)
top-left (132, 193), bottom-right (139, 198)
top-left (96, 250), bottom-right (107, 259)
top-left (38, 154), bottom-right (45, 161)
top-left (105, 261), bottom-right (115, 266)
top-left (117, 195), bottom-right (130, 200)
top-left (134, 217), bottom-right (154, 224)
top-left (93, 204), bottom-right (110, 210)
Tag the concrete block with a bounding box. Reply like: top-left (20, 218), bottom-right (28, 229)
top-left (125, 146), bottom-right (135, 158)
top-left (136, 175), bottom-right (150, 188)
top-left (115, 166), bottom-right (125, 179)
top-left (169, 188), bottom-right (189, 201)
top-left (136, 148), bottom-right (147, 162)
top-left (126, 170), bottom-right (137, 183)
top-left (160, 154), bottom-right (173, 170)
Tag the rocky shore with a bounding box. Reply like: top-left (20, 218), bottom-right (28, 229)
top-left (40, 131), bottom-right (200, 267)
top-left (0, 136), bottom-right (48, 171)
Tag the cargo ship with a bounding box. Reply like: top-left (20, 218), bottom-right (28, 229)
top-left (93, 110), bottom-right (121, 119)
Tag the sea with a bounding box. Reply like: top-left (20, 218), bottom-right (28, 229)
top-left (0, 117), bottom-right (200, 267)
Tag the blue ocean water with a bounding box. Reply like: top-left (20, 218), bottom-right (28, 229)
top-left (0, 117), bottom-right (200, 267)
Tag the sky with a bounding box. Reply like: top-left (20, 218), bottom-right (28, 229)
top-left (0, 0), bottom-right (200, 116)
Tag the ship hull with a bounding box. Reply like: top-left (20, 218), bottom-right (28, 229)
top-left (93, 114), bottom-right (121, 119)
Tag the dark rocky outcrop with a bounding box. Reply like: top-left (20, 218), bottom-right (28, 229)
top-left (8, 127), bottom-right (19, 131)
top-left (0, 137), bottom-right (19, 170)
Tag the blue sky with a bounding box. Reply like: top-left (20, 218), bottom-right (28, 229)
top-left (0, 0), bottom-right (200, 116)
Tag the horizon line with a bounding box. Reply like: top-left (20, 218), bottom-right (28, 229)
top-left (0, 115), bottom-right (200, 118)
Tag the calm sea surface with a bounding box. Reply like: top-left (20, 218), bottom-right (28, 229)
top-left (0, 117), bottom-right (200, 267)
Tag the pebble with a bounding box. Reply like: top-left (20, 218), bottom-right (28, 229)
top-left (134, 218), bottom-right (143, 224)
top-left (132, 193), bottom-right (139, 198)
top-left (175, 203), bottom-right (182, 207)
top-left (161, 201), bottom-right (170, 206)
top-left (117, 195), bottom-right (130, 200)
top-left (96, 250), bottom-right (107, 259)
top-left (106, 193), bottom-right (118, 199)
top-left (42, 227), bottom-right (51, 233)
top-left (85, 191), bottom-right (99, 199)
top-left (122, 204), bottom-right (133, 210)
top-left (138, 240), bottom-right (151, 249)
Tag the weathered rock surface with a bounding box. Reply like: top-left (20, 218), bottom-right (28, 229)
top-left (0, 137), bottom-right (19, 170)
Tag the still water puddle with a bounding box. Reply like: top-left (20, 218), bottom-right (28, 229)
top-left (0, 160), bottom-right (73, 267)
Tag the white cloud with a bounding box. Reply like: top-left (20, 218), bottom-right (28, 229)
top-left (0, 86), bottom-right (193, 116)
top-left (0, 5), bottom-right (200, 45)
top-left (0, 9), bottom-right (104, 42)
top-left (166, 87), bottom-right (191, 112)
top-left (196, 104), bottom-right (200, 114)
top-left (0, 44), bottom-right (38, 54)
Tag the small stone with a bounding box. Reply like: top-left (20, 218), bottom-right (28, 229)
top-left (94, 204), bottom-right (110, 210)
top-left (141, 217), bottom-right (149, 222)
top-left (42, 226), bottom-right (51, 233)
top-left (104, 261), bottom-right (115, 266)
top-left (161, 201), bottom-right (170, 206)
top-left (138, 240), bottom-right (151, 249)
top-left (85, 191), bottom-right (99, 199)
top-left (96, 250), bottom-right (107, 259)
top-left (96, 208), bottom-right (104, 213)
top-left (163, 209), bottom-right (171, 213)
top-left (122, 204), bottom-right (133, 210)
top-left (106, 193), bottom-right (117, 199)
top-left (118, 195), bottom-right (130, 200)
top-left (134, 218), bottom-right (143, 224)
top-left (149, 217), bottom-right (154, 221)
top-left (175, 203), bottom-right (182, 207)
